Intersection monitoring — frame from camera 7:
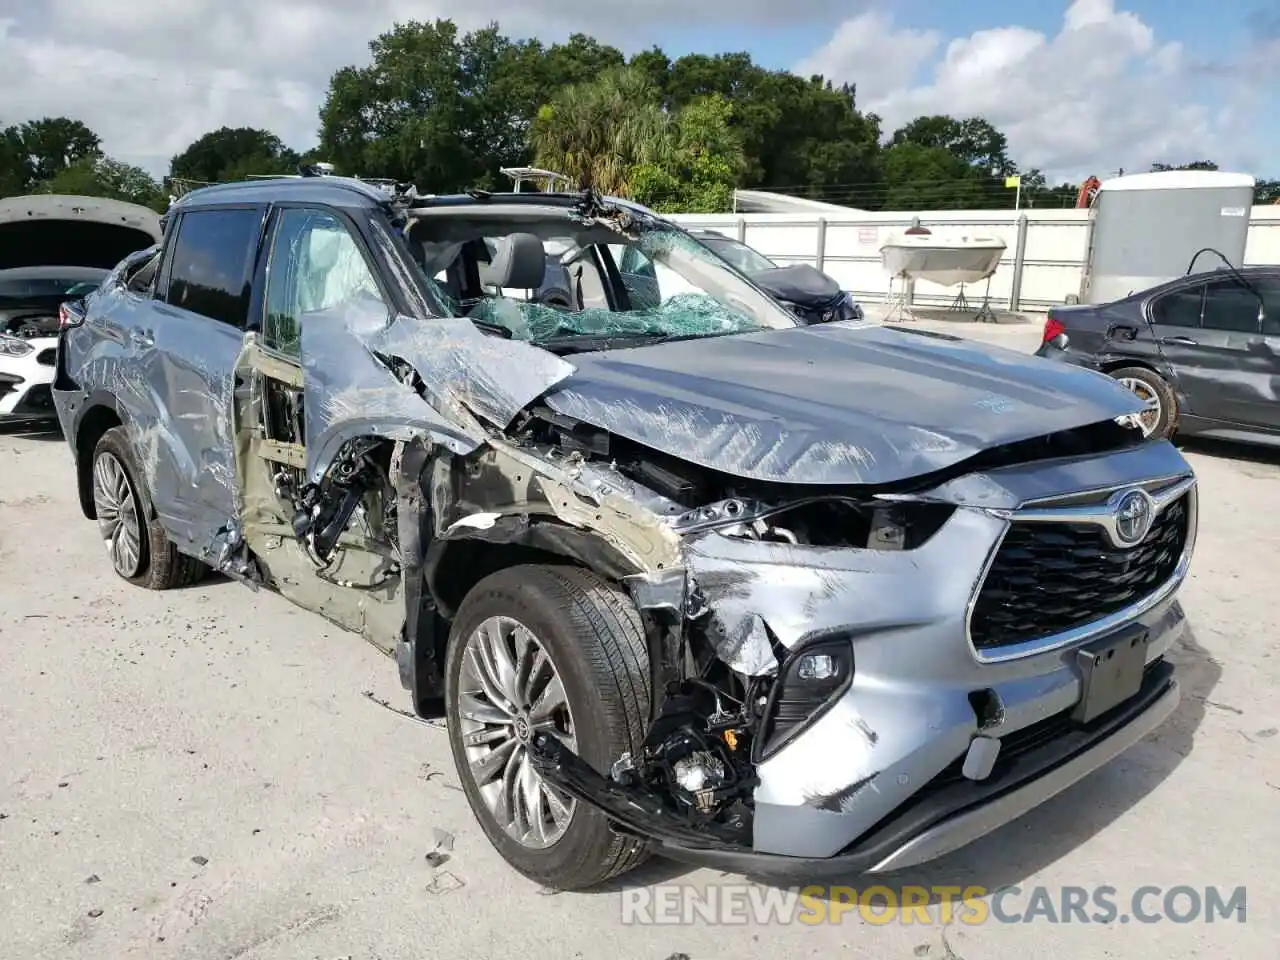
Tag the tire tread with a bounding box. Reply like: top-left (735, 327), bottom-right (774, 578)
top-left (445, 562), bottom-right (654, 888)
top-left (94, 426), bottom-right (208, 591)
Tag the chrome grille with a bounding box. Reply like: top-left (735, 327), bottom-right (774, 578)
top-left (970, 493), bottom-right (1189, 651)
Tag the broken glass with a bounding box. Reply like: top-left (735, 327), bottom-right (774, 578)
top-left (466, 292), bottom-right (760, 343)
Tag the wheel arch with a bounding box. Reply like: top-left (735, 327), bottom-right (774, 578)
top-left (418, 521), bottom-right (645, 711)
top-left (73, 394), bottom-right (123, 519)
top-left (1097, 356), bottom-right (1162, 376)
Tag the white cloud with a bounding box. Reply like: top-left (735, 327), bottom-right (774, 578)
top-left (800, 0), bottom-right (1258, 180)
top-left (794, 10), bottom-right (939, 105)
top-left (0, 0), bottom-right (855, 179)
top-left (0, 0), bottom-right (1265, 185)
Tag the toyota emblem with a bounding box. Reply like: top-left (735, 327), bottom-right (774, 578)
top-left (1113, 489), bottom-right (1153, 546)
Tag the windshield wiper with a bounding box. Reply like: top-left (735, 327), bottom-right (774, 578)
top-left (537, 329), bottom-right (749, 355)
top-left (468, 318), bottom-right (513, 339)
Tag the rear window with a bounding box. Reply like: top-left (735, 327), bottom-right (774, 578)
top-left (1149, 286), bottom-right (1203, 327)
top-left (165, 208), bottom-right (262, 327)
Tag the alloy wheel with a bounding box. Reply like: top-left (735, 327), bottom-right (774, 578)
top-left (92, 451), bottom-right (144, 578)
top-left (456, 615), bottom-right (578, 849)
top-left (1116, 377), bottom-right (1163, 437)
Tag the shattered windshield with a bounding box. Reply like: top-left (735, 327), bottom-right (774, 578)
top-left (407, 202), bottom-right (799, 349)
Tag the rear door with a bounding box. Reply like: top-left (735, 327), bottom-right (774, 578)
top-left (144, 205), bottom-right (266, 552)
top-left (1249, 275), bottom-right (1280, 430)
top-left (1150, 276), bottom-right (1269, 426)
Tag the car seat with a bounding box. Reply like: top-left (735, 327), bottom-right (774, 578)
top-left (477, 233), bottom-right (547, 294)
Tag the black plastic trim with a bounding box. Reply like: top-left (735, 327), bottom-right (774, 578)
top-left (528, 659), bottom-right (1176, 879)
top-left (752, 634), bottom-right (854, 763)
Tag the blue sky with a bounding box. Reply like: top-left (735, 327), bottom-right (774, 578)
top-left (670, 0), bottom-right (1258, 72)
top-left (660, 1), bottom-right (1278, 179)
top-left (2, 0), bottom-right (1275, 182)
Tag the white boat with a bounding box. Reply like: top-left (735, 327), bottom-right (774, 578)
top-left (879, 227), bottom-right (1007, 287)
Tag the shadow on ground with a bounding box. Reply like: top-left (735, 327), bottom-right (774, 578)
top-left (0, 418), bottom-right (62, 441)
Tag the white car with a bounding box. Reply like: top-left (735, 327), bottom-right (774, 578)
top-left (0, 195), bottom-right (162, 421)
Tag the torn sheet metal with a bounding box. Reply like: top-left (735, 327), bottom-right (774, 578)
top-left (366, 313), bottom-right (575, 431)
top-left (543, 321), bottom-right (1147, 485)
top-left (432, 440), bottom-right (685, 576)
top-left (678, 503), bottom-right (1003, 677)
top-left (58, 281), bottom-right (249, 571)
top-left (300, 307), bottom-right (477, 481)
top-left (300, 302), bottom-right (574, 482)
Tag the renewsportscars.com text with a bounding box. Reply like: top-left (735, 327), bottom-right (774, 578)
top-left (620, 884), bottom-right (1247, 926)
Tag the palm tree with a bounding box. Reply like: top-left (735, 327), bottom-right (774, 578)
top-left (529, 67), bottom-right (673, 197)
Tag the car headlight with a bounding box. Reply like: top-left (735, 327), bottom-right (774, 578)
top-left (826, 292), bottom-right (861, 322)
top-left (0, 334), bottom-right (35, 357)
top-left (755, 635), bottom-right (855, 760)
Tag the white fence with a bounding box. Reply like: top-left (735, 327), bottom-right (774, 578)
top-left (668, 206), bottom-right (1280, 314)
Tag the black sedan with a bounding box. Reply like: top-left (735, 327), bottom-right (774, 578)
top-left (687, 229), bottom-right (864, 325)
top-left (1035, 266), bottom-right (1280, 444)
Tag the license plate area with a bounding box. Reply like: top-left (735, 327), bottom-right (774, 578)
top-left (1072, 625), bottom-right (1150, 724)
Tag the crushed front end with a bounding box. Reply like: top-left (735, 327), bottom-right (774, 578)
top-left (509, 428), bottom-right (1194, 875)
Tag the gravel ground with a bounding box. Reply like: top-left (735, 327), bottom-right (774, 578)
top-left (1, 318), bottom-right (1276, 959)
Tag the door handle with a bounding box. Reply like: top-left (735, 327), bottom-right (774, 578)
top-left (129, 328), bottom-right (155, 348)
top-left (1161, 336), bottom-right (1198, 346)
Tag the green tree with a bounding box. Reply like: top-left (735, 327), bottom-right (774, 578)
top-left (318, 20), bottom-right (628, 192)
top-left (633, 94), bottom-right (744, 213)
top-left (529, 66), bottom-right (673, 196)
top-left (538, 33), bottom-right (626, 87)
top-left (1019, 168), bottom-right (1082, 208)
top-left (170, 127), bottom-right (299, 183)
top-left (1255, 179), bottom-right (1280, 204)
top-left (664, 54), bottom-right (881, 201)
top-left (40, 156), bottom-right (164, 208)
top-left (0, 124), bottom-right (28, 196)
top-left (890, 116), bottom-right (1014, 176)
top-left (1150, 160), bottom-right (1219, 172)
top-left (15, 117), bottom-right (103, 184)
top-left (879, 141), bottom-right (990, 210)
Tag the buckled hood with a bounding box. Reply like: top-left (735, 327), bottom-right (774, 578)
top-left (750, 263), bottom-right (843, 308)
top-left (542, 321), bottom-right (1145, 486)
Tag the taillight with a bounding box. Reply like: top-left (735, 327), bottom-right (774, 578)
top-left (58, 300), bottom-right (86, 330)
top-left (1042, 314), bottom-right (1066, 344)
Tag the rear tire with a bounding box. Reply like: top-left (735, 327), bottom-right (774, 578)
top-left (1110, 366), bottom-right (1178, 440)
top-left (444, 564), bottom-right (652, 890)
top-left (90, 426), bottom-right (207, 590)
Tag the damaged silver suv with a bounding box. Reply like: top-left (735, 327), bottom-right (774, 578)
top-left (53, 175), bottom-right (1195, 889)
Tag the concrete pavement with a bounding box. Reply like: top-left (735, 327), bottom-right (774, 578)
top-left (1, 321), bottom-right (1276, 959)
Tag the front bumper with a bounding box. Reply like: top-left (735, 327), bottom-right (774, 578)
top-left (0, 336), bottom-right (59, 418)
top-left (530, 659), bottom-right (1178, 877)
top-left (532, 440), bottom-right (1195, 875)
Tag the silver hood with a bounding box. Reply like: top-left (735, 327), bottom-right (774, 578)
top-left (542, 321), bottom-right (1146, 486)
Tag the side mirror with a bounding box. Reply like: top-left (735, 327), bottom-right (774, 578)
top-left (58, 298), bottom-right (88, 331)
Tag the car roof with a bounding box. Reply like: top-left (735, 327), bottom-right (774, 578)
top-left (1188, 265), bottom-right (1280, 284)
top-left (175, 175), bottom-right (394, 211)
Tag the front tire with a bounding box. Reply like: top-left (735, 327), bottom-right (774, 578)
top-left (1110, 366), bottom-right (1178, 439)
top-left (90, 426), bottom-right (206, 590)
top-left (444, 564), bottom-right (651, 889)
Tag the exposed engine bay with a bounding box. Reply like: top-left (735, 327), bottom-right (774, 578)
top-left (252, 361), bottom-right (1143, 841)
